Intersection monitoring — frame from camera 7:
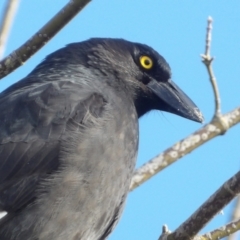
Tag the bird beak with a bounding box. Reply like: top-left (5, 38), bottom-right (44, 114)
top-left (147, 80), bottom-right (204, 123)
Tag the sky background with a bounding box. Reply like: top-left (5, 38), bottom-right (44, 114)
top-left (0, 1), bottom-right (239, 239)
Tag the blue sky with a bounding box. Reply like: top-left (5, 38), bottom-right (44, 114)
top-left (0, 1), bottom-right (240, 239)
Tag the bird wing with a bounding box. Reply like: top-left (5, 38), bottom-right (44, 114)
top-left (0, 78), bottom-right (106, 215)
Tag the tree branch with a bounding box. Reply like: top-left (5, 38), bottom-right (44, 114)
top-left (158, 171), bottom-right (240, 240)
top-left (130, 106), bottom-right (240, 191)
top-left (201, 217), bottom-right (240, 240)
top-left (0, 0), bottom-right (19, 59)
top-left (201, 16), bottom-right (222, 118)
top-left (0, 0), bottom-right (91, 80)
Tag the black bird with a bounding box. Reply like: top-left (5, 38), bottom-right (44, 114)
top-left (0, 38), bottom-right (203, 240)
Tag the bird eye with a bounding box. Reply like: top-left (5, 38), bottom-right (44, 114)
top-left (139, 56), bottom-right (153, 70)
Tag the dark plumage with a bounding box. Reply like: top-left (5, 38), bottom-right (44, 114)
top-left (0, 38), bottom-right (203, 240)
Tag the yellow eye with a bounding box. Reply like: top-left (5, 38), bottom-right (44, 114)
top-left (139, 56), bottom-right (153, 70)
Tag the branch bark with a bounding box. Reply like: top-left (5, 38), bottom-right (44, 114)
top-left (130, 106), bottom-right (240, 191)
top-left (163, 171), bottom-right (240, 240)
top-left (0, 0), bottom-right (91, 80)
top-left (0, 0), bottom-right (19, 58)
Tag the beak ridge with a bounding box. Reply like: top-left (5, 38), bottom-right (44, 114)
top-left (147, 80), bottom-right (204, 123)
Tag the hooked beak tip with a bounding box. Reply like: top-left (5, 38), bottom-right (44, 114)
top-left (192, 107), bottom-right (204, 123)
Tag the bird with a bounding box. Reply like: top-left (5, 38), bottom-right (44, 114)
top-left (0, 38), bottom-right (203, 240)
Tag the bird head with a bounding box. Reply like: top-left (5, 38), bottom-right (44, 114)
top-left (38, 38), bottom-right (203, 122)
top-left (74, 38), bottom-right (203, 122)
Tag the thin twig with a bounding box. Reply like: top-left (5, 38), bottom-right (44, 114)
top-left (201, 218), bottom-right (240, 240)
top-left (201, 17), bottom-right (222, 118)
top-left (204, 16), bottom-right (212, 57)
top-left (161, 217), bottom-right (240, 240)
top-left (0, 0), bottom-right (19, 59)
top-left (130, 106), bottom-right (240, 191)
top-left (0, 0), bottom-right (91, 80)
top-left (158, 171), bottom-right (240, 240)
top-left (159, 218), bottom-right (240, 240)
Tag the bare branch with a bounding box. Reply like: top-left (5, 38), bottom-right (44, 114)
top-left (201, 218), bottom-right (240, 240)
top-left (0, 0), bottom-right (19, 59)
top-left (0, 0), bottom-right (91, 80)
top-left (158, 218), bottom-right (240, 240)
top-left (204, 16), bottom-right (212, 58)
top-left (201, 17), bottom-right (222, 117)
top-left (130, 106), bottom-right (240, 191)
top-left (158, 171), bottom-right (240, 240)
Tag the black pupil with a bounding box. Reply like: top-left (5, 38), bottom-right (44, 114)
top-left (144, 59), bottom-right (150, 65)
